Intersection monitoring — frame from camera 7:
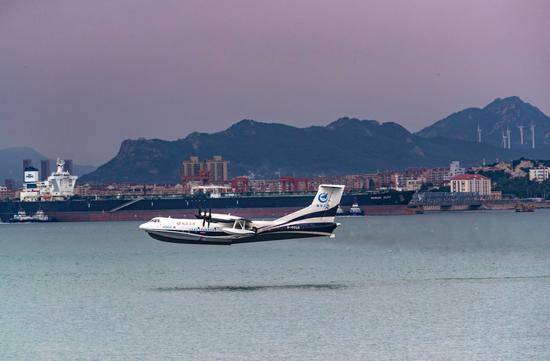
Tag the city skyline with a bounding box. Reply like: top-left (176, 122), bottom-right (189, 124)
top-left (1, 0), bottom-right (549, 164)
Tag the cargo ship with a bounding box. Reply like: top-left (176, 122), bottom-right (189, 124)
top-left (0, 190), bottom-right (414, 222)
top-left (1, 158), bottom-right (413, 222)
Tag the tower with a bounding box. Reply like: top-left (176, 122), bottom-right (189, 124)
top-left (502, 132), bottom-right (507, 149)
top-left (23, 159), bottom-right (32, 171)
top-left (40, 160), bottom-right (50, 181)
top-left (476, 124), bottom-right (482, 143)
top-left (518, 125), bottom-right (524, 145)
top-left (530, 124), bottom-right (536, 149)
top-left (64, 159), bottom-right (73, 174)
top-left (506, 128), bottom-right (511, 149)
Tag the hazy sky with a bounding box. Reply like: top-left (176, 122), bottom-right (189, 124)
top-left (1, 0), bottom-right (549, 165)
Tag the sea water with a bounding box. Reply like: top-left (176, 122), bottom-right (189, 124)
top-left (1, 211), bottom-right (549, 360)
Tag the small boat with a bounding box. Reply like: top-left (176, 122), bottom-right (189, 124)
top-left (515, 203), bottom-right (535, 212)
top-left (32, 209), bottom-right (50, 221)
top-left (347, 203), bottom-right (365, 216)
top-left (8, 209), bottom-right (54, 223)
top-left (8, 209), bottom-right (33, 223)
top-left (337, 203), bottom-right (365, 216)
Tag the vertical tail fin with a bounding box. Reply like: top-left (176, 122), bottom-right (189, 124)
top-left (269, 185), bottom-right (345, 227)
top-left (311, 184), bottom-right (345, 211)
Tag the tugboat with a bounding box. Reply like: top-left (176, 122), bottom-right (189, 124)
top-left (347, 202), bottom-right (365, 216)
top-left (8, 209), bottom-right (33, 223)
top-left (32, 209), bottom-right (51, 221)
top-left (8, 209), bottom-right (53, 223)
top-left (515, 202), bottom-right (535, 212)
top-left (337, 202), bottom-right (365, 216)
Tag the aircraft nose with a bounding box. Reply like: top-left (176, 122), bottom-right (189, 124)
top-left (139, 222), bottom-right (148, 230)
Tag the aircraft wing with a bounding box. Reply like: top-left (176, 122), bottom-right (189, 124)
top-left (196, 212), bottom-right (250, 224)
top-left (221, 227), bottom-right (255, 236)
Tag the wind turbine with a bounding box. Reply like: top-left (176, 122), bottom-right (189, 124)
top-left (518, 125), bottom-right (524, 145)
top-left (530, 124), bottom-right (536, 149)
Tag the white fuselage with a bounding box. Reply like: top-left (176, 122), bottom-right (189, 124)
top-left (138, 184), bottom-right (345, 245)
top-left (139, 215), bottom-right (337, 245)
top-left (139, 218), bottom-right (243, 244)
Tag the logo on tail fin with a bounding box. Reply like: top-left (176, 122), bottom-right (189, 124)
top-left (318, 192), bottom-right (329, 203)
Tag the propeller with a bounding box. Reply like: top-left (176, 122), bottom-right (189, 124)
top-left (196, 207), bottom-right (207, 226)
top-left (196, 207), bottom-right (212, 228)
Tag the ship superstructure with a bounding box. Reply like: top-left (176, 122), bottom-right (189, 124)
top-left (19, 159), bottom-right (78, 201)
top-left (46, 159), bottom-right (78, 199)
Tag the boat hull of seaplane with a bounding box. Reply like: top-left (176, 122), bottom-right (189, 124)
top-left (142, 222), bottom-right (339, 245)
top-left (139, 185), bottom-right (345, 245)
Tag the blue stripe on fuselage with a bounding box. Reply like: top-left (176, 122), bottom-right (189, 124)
top-left (260, 222), bottom-right (337, 235)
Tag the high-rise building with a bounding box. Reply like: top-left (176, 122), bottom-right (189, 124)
top-left (23, 159), bottom-right (32, 171)
top-left (205, 155), bottom-right (229, 183)
top-left (64, 159), bottom-right (73, 174)
top-left (448, 161), bottom-right (465, 179)
top-left (40, 160), bottom-right (50, 181)
top-left (426, 167), bottom-right (450, 186)
top-left (181, 156), bottom-right (207, 183)
top-left (181, 155), bottom-right (229, 184)
top-left (4, 178), bottom-right (15, 190)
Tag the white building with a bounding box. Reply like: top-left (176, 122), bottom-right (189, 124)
top-left (450, 174), bottom-right (492, 195)
top-left (529, 167), bottom-right (550, 182)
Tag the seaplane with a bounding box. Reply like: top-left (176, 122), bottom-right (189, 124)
top-left (139, 184), bottom-right (345, 245)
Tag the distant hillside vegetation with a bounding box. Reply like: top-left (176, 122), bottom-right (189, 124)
top-left (79, 122), bottom-right (514, 184)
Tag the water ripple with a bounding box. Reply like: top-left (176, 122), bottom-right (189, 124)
top-left (152, 283), bottom-right (347, 292)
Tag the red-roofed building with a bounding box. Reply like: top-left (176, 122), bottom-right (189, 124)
top-left (450, 174), bottom-right (492, 195)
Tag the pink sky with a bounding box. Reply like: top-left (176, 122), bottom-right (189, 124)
top-left (0, 0), bottom-right (549, 164)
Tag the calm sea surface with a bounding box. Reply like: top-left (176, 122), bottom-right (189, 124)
top-left (1, 211), bottom-right (549, 360)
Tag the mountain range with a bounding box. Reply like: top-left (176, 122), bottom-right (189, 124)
top-left (417, 96), bottom-right (550, 148)
top-left (0, 147), bottom-right (96, 185)
top-left (79, 96), bottom-right (550, 184)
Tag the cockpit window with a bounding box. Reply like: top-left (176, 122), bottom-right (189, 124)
top-left (233, 219), bottom-right (252, 230)
top-left (150, 218), bottom-right (160, 223)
